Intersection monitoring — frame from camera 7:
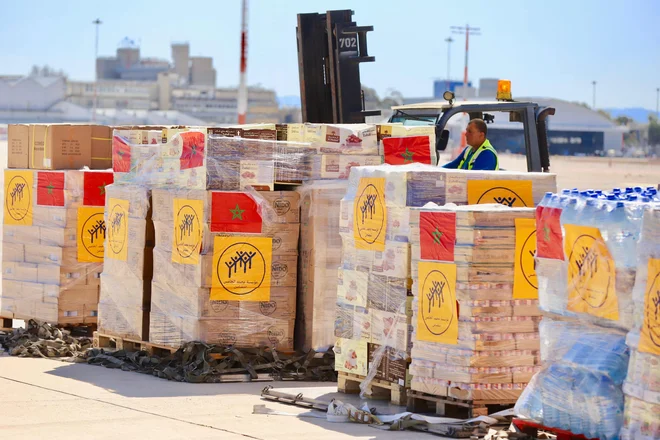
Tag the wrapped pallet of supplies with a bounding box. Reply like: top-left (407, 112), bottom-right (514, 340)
top-left (333, 163), bottom-right (555, 401)
top-left (97, 184), bottom-right (154, 341)
top-left (515, 190), bottom-right (653, 440)
top-left (149, 187), bottom-right (300, 349)
top-left (2, 169), bottom-right (113, 324)
top-left (620, 206), bottom-right (660, 439)
top-left (408, 204), bottom-right (541, 403)
top-left (296, 180), bottom-right (349, 351)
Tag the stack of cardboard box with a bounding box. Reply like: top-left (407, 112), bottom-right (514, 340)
top-left (149, 188), bottom-right (300, 349)
top-left (408, 204), bottom-right (541, 402)
top-left (97, 185), bottom-right (154, 340)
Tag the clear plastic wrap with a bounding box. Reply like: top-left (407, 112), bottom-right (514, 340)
top-left (2, 169), bottom-right (113, 324)
top-left (97, 184), bottom-right (153, 340)
top-left (408, 203), bottom-right (540, 402)
top-left (148, 186), bottom-right (300, 350)
top-left (296, 180), bottom-right (349, 352)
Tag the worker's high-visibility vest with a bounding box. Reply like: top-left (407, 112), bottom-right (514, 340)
top-left (457, 140), bottom-right (499, 170)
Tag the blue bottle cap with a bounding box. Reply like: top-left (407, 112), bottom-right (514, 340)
top-left (616, 201), bottom-right (625, 208)
top-left (607, 195), bottom-right (617, 200)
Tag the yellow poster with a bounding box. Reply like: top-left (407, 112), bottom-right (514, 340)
top-left (564, 224), bottom-right (619, 321)
top-left (106, 198), bottom-right (129, 261)
top-left (334, 338), bottom-right (368, 376)
top-left (416, 261), bottom-right (458, 344)
top-left (353, 177), bottom-right (387, 251)
top-left (467, 180), bottom-right (534, 207)
top-left (77, 207), bottom-right (106, 263)
top-left (172, 198), bottom-right (204, 265)
top-left (639, 258), bottom-right (660, 355)
top-left (513, 218), bottom-right (538, 299)
top-left (4, 170), bottom-right (34, 226)
top-left (211, 235), bottom-right (273, 302)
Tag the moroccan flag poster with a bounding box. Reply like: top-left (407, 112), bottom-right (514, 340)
top-left (83, 172), bottom-right (114, 207)
top-left (211, 192), bottom-right (262, 233)
top-left (112, 136), bottom-right (131, 173)
top-left (419, 211), bottom-right (456, 262)
top-left (179, 131), bottom-right (206, 170)
top-left (536, 206), bottom-right (564, 260)
top-left (36, 171), bottom-right (65, 207)
top-left (382, 136), bottom-right (432, 165)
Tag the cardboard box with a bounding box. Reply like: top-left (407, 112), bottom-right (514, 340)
top-left (2, 242), bottom-right (25, 262)
top-left (7, 124), bottom-right (30, 168)
top-left (3, 225), bottom-right (39, 244)
top-left (91, 125), bottom-right (113, 170)
top-left (24, 245), bottom-right (63, 265)
top-left (30, 124), bottom-right (93, 170)
top-left (259, 191), bottom-right (300, 224)
top-left (2, 262), bottom-right (38, 283)
top-left (58, 286), bottom-right (99, 324)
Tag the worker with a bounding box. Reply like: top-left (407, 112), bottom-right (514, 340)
top-left (442, 119), bottom-right (499, 171)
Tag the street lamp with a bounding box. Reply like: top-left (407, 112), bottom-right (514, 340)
top-left (592, 80), bottom-right (597, 109)
top-left (444, 36), bottom-right (453, 91)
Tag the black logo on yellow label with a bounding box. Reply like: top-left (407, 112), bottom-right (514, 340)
top-left (645, 271), bottom-right (660, 348)
top-left (477, 187), bottom-right (529, 207)
top-left (217, 242), bottom-right (267, 295)
top-left (567, 234), bottom-right (613, 308)
top-left (6, 176), bottom-right (31, 221)
top-left (520, 229), bottom-right (538, 289)
top-left (175, 204), bottom-right (201, 260)
top-left (420, 269), bottom-right (455, 336)
top-left (355, 183), bottom-right (385, 245)
top-left (108, 204), bottom-right (127, 256)
top-left (81, 213), bottom-right (106, 259)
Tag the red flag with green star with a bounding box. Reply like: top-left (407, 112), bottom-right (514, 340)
top-left (112, 135), bottom-right (131, 173)
top-left (210, 192), bottom-right (262, 233)
top-left (382, 136), bottom-right (432, 165)
top-left (37, 171), bottom-right (65, 206)
top-left (83, 171), bottom-right (114, 206)
top-left (419, 211), bottom-right (456, 261)
top-left (179, 131), bottom-right (206, 170)
top-left (535, 206), bottom-right (564, 260)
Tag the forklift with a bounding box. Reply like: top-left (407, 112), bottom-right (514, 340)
top-left (296, 10), bottom-right (554, 173)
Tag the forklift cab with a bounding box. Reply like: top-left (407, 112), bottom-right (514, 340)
top-left (388, 86), bottom-right (555, 172)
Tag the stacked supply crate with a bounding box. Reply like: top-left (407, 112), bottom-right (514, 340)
top-left (408, 204), bottom-right (541, 413)
top-left (98, 184), bottom-right (154, 340)
top-left (2, 168), bottom-right (113, 324)
top-left (515, 191), bottom-right (643, 440)
top-left (334, 163), bottom-right (556, 402)
top-left (149, 187), bottom-right (300, 349)
top-left (620, 206), bottom-right (660, 439)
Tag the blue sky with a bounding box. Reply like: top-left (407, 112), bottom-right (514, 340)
top-left (1, 0), bottom-right (658, 109)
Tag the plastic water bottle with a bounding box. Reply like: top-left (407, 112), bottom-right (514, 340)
top-left (539, 191), bottom-right (553, 208)
top-left (608, 201), bottom-right (637, 269)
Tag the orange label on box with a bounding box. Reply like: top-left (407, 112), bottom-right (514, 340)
top-left (77, 207), bottom-right (106, 263)
top-left (172, 198), bottom-right (203, 265)
top-left (467, 180), bottom-right (534, 207)
top-left (353, 177), bottom-right (387, 251)
top-left (513, 218), bottom-right (538, 299)
top-left (416, 261), bottom-right (458, 344)
top-left (4, 170), bottom-right (33, 226)
top-left (211, 236), bottom-right (272, 302)
top-left (107, 198), bottom-right (129, 261)
top-left (564, 224), bottom-right (619, 321)
top-left (640, 258), bottom-right (660, 355)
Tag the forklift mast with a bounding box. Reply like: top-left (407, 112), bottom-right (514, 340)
top-left (296, 10), bottom-right (381, 123)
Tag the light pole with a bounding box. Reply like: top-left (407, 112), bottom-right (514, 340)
top-left (92, 18), bottom-right (102, 122)
top-left (451, 24), bottom-right (480, 100)
top-left (592, 80), bottom-right (597, 109)
top-left (444, 36), bottom-right (453, 92)
top-left (656, 87), bottom-right (659, 119)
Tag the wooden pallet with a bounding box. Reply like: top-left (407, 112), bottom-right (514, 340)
top-left (92, 332), bottom-right (275, 383)
top-left (338, 372), bottom-right (408, 406)
top-left (407, 389), bottom-right (518, 418)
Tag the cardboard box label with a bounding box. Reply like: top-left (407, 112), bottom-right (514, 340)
top-left (564, 224), bottom-right (618, 321)
top-left (416, 261), bottom-right (458, 344)
top-left (172, 198), bottom-right (204, 265)
top-left (77, 207), bottom-right (106, 263)
top-left (640, 258), bottom-right (660, 355)
top-left (513, 218), bottom-right (538, 299)
top-left (107, 198), bottom-right (129, 261)
top-left (4, 170), bottom-right (34, 226)
top-left (353, 177), bottom-right (387, 251)
top-left (211, 235), bottom-right (273, 302)
top-left (467, 180), bottom-right (534, 207)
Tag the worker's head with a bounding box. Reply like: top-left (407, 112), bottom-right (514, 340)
top-left (466, 119), bottom-right (487, 149)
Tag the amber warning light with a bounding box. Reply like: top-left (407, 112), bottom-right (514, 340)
top-left (497, 80), bottom-right (512, 101)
